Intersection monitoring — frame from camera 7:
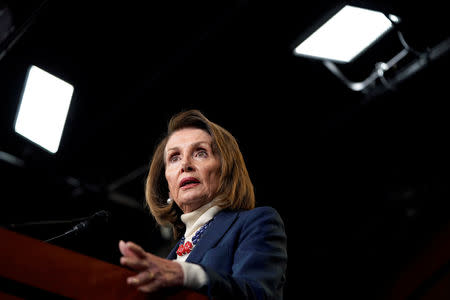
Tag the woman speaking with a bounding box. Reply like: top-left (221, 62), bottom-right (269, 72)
top-left (119, 110), bottom-right (287, 299)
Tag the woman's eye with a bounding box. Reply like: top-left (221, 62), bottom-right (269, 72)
top-left (195, 150), bottom-right (208, 158)
top-left (169, 154), bottom-right (180, 163)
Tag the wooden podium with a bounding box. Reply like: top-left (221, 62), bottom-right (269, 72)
top-left (0, 228), bottom-right (207, 300)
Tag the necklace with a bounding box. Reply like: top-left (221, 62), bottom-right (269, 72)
top-left (177, 218), bottom-right (214, 256)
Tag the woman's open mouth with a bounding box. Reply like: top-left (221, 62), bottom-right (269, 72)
top-left (179, 177), bottom-right (200, 190)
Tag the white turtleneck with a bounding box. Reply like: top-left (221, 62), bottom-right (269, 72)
top-left (174, 200), bottom-right (222, 289)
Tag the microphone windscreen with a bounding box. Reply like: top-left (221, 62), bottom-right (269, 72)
top-left (90, 210), bottom-right (111, 224)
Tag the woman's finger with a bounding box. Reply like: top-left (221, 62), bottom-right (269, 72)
top-left (136, 273), bottom-right (162, 294)
top-left (119, 240), bottom-right (140, 258)
top-left (120, 256), bottom-right (149, 271)
top-left (124, 241), bottom-right (147, 259)
top-left (127, 270), bottom-right (156, 286)
top-left (118, 240), bottom-right (129, 257)
top-left (137, 283), bottom-right (159, 294)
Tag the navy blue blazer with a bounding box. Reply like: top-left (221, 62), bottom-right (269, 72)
top-left (167, 207), bottom-right (287, 299)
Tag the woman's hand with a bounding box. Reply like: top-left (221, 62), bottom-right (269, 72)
top-left (119, 240), bottom-right (184, 293)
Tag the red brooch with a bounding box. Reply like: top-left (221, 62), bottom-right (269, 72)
top-left (176, 241), bottom-right (193, 256)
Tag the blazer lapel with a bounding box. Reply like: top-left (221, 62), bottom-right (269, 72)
top-left (186, 209), bottom-right (239, 263)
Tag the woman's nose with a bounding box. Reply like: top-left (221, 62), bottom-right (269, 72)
top-left (181, 158), bottom-right (194, 172)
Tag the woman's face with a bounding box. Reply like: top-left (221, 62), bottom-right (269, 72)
top-left (164, 128), bottom-right (221, 213)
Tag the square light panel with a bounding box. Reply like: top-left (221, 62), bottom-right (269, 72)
top-left (14, 65), bottom-right (74, 153)
top-left (294, 5), bottom-right (393, 63)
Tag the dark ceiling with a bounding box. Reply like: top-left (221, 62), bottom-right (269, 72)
top-left (1, 0), bottom-right (449, 299)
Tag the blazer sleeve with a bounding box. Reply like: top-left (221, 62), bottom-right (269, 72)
top-left (200, 207), bottom-right (287, 299)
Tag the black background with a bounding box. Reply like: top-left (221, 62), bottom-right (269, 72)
top-left (1, 1), bottom-right (449, 299)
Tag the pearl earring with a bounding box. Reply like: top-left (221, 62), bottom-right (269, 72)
top-left (167, 198), bottom-right (172, 204)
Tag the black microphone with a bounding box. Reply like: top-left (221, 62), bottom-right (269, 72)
top-left (43, 210), bottom-right (111, 243)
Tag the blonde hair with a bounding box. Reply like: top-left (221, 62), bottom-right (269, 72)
top-left (145, 109), bottom-right (255, 237)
